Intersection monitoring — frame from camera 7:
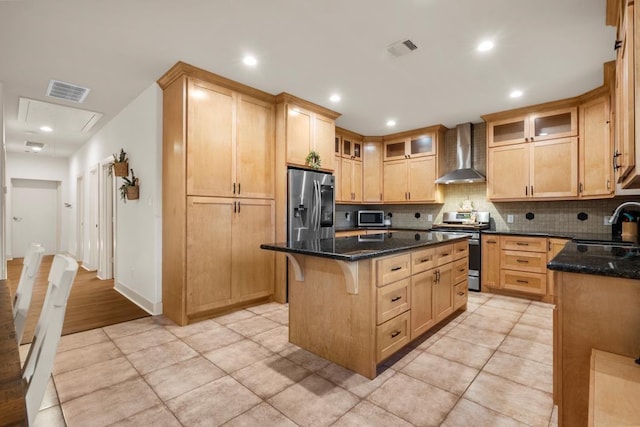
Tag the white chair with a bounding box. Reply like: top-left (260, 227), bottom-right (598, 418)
top-left (12, 243), bottom-right (45, 345)
top-left (22, 254), bottom-right (78, 426)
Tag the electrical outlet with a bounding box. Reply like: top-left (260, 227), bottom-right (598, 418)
top-left (603, 215), bottom-right (612, 225)
top-left (507, 214), bottom-right (514, 223)
top-left (427, 214), bottom-right (433, 222)
top-left (345, 212), bottom-right (351, 221)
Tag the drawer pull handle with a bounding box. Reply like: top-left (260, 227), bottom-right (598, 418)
top-left (458, 291), bottom-right (465, 296)
top-left (441, 252), bottom-right (450, 257)
top-left (516, 279), bottom-right (529, 284)
top-left (516, 242), bottom-right (529, 246)
top-left (458, 268), bottom-right (465, 272)
top-left (516, 259), bottom-right (529, 263)
top-left (487, 240), bottom-right (497, 243)
top-left (391, 296), bottom-right (402, 302)
top-left (390, 330), bottom-right (401, 338)
top-left (391, 266), bottom-right (402, 272)
top-left (419, 258), bottom-right (430, 263)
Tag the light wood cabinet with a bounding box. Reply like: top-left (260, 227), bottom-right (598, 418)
top-left (185, 80), bottom-right (275, 199)
top-left (362, 140), bottom-right (383, 203)
top-left (433, 262), bottom-right (454, 322)
top-left (488, 137), bottom-right (578, 200)
top-left (579, 95), bottom-right (614, 198)
top-left (187, 197), bottom-right (275, 315)
top-left (383, 132), bottom-right (437, 160)
top-left (410, 269), bottom-right (435, 339)
top-left (481, 235), bottom-right (501, 289)
top-left (280, 97), bottom-right (338, 173)
top-left (484, 234), bottom-right (554, 301)
top-left (613, 0), bottom-right (640, 188)
top-left (487, 107), bottom-right (577, 147)
top-left (547, 238), bottom-right (569, 297)
top-left (159, 62), bottom-right (277, 325)
top-left (341, 158), bottom-right (362, 202)
top-left (383, 156), bottom-right (439, 203)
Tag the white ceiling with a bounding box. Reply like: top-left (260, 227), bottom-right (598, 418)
top-left (0, 0), bottom-right (616, 157)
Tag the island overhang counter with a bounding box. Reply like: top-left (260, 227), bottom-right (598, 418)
top-left (261, 231), bottom-right (470, 378)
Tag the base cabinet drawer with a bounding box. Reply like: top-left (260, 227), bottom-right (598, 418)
top-left (411, 247), bottom-right (436, 274)
top-left (501, 270), bottom-right (547, 295)
top-left (454, 241), bottom-right (469, 260)
top-left (377, 254), bottom-right (411, 286)
top-left (376, 311), bottom-right (411, 362)
top-left (501, 250), bottom-right (547, 273)
top-left (377, 278), bottom-right (411, 325)
top-left (453, 281), bottom-right (467, 310)
top-left (453, 258), bottom-right (468, 284)
top-left (435, 244), bottom-right (454, 266)
top-left (501, 236), bottom-right (547, 252)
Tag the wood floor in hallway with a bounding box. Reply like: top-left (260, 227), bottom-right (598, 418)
top-left (7, 255), bottom-right (149, 344)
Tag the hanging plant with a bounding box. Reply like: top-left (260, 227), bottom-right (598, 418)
top-left (109, 148), bottom-right (129, 177)
top-left (305, 150), bottom-right (321, 170)
top-left (119, 169), bottom-right (139, 202)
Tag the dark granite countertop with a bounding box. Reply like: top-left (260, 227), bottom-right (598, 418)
top-left (261, 231), bottom-right (470, 262)
top-left (547, 242), bottom-right (640, 280)
top-left (335, 226), bottom-right (430, 232)
top-left (483, 230), bottom-right (638, 245)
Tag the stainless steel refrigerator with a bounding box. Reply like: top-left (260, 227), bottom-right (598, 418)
top-left (288, 168), bottom-right (335, 243)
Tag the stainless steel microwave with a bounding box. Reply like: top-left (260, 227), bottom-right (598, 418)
top-left (357, 210), bottom-right (385, 227)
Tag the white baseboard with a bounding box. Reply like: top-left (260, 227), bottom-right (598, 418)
top-left (114, 280), bottom-right (162, 315)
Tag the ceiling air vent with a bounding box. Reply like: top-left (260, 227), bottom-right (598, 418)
top-left (387, 39), bottom-right (419, 57)
top-left (25, 141), bottom-right (45, 153)
top-left (46, 80), bottom-right (90, 103)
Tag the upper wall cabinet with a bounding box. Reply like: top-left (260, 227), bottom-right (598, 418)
top-left (185, 78), bottom-right (275, 199)
top-left (277, 94), bottom-right (340, 173)
top-left (579, 94), bottom-right (614, 198)
top-left (487, 107), bottom-right (577, 147)
top-left (383, 132), bottom-right (437, 161)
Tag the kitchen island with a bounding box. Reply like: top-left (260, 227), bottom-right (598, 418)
top-left (261, 231), bottom-right (470, 378)
top-left (548, 242), bottom-right (640, 427)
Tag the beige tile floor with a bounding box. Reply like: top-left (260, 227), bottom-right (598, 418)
top-left (28, 292), bottom-right (559, 427)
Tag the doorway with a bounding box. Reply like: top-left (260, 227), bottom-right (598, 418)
top-left (86, 165), bottom-right (99, 271)
top-left (11, 178), bottom-right (60, 257)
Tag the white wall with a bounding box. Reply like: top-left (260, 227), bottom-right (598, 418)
top-left (0, 82), bottom-right (5, 279)
top-left (5, 152), bottom-right (70, 258)
top-left (68, 83), bottom-right (163, 314)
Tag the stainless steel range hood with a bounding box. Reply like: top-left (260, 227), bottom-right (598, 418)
top-left (435, 122), bottom-right (486, 184)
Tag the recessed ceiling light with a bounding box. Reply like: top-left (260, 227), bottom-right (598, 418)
top-left (386, 119), bottom-right (396, 127)
top-left (40, 125), bottom-right (53, 132)
top-left (329, 94), bottom-right (341, 103)
top-left (509, 90), bottom-right (523, 98)
top-left (477, 40), bottom-right (494, 52)
top-left (243, 55), bottom-right (258, 66)
top-left (31, 146), bottom-right (43, 152)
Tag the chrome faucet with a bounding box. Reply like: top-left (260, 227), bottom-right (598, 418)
top-left (608, 201), bottom-right (640, 224)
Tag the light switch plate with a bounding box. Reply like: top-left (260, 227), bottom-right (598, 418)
top-left (507, 214), bottom-right (514, 223)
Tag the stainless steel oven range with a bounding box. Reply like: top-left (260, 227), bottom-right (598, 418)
top-left (431, 211), bottom-right (490, 292)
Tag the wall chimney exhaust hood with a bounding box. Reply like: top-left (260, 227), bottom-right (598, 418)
top-left (435, 123), bottom-right (486, 184)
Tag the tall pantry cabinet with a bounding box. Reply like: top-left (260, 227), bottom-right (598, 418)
top-left (159, 62), bottom-right (276, 325)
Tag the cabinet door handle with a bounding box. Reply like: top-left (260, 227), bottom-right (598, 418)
top-left (390, 330), bottom-right (401, 338)
top-left (516, 279), bottom-right (529, 284)
top-left (391, 296), bottom-right (402, 302)
top-left (237, 201), bottom-right (241, 213)
top-left (516, 259), bottom-right (529, 263)
top-left (607, 179), bottom-right (611, 190)
top-left (238, 182), bottom-right (241, 194)
top-left (233, 182), bottom-right (236, 194)
top-left (531, 185), bottom-right (534, 195)
top-left (458, 267), bottom-right (465, 272)
top-left (516, 242), bottom-right (529, 246)
top-left (408, 192), bottom-right (411, 200)
top-left (531, 137), bottom-right (535, 141)
top-left (380, 192), bottom-right (383, 200)
top-left (391, 266), bottom-right (402, 272)
top-left (579, 182), bottom-right (583, 193)
top-left (458, 291), bottom-right (465, 296)
top-left (234, 201), bottom-right (237, 213)
top-left (525, 137), bottom-right (529, 142)
top-left (525, 186), bottom-right (528, 196)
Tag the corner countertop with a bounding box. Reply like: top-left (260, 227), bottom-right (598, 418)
top-left (547, 242), bottom-right (640, 280)
top-left (260, 231), bottom-right (470, 262)
top-left (483, 230), bottom-right (639, 245)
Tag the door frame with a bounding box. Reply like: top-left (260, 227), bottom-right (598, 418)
top-left (85, 165), bottom-right (99, 271)
top-left (76, 175), bottom-right (84, 262)
top-left (97, 157), bottom-right (116, 280)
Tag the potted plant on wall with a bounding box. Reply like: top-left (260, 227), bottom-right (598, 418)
top-left (110, 148), bottom-right (129, 177)
top-left (119, 169), bottom-right (139, 202)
